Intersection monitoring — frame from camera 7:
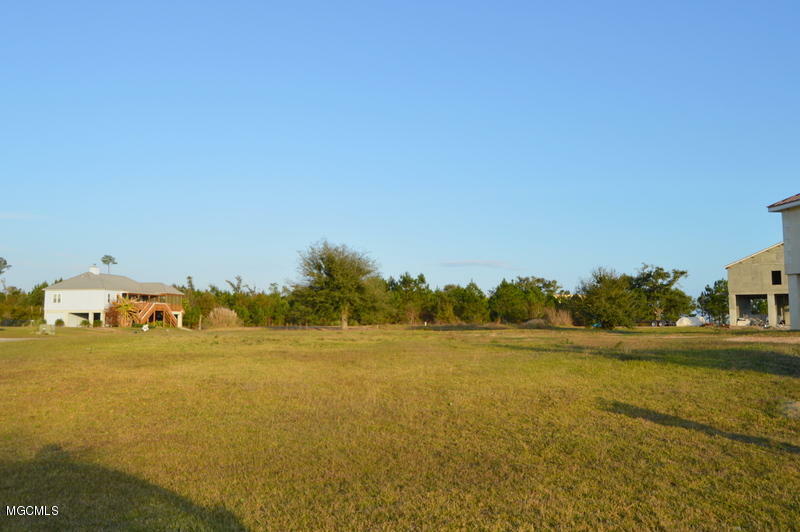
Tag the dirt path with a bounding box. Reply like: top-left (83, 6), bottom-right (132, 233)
top-left (727, 335), bottom-right (800, 344)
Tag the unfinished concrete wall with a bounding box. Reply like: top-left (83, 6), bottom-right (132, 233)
top-left (727, 244), bottom-right (789, 326)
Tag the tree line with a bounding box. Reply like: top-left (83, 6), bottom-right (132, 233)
top-left (0, 244), bottom-right (730, 329)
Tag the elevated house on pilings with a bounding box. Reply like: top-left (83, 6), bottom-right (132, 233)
top-left (44, 265), bottom-right (184, 327)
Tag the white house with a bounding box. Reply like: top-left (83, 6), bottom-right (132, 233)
top-left (768, 193), bottom-right (800, 331)
top-left (44, 266), bottom-right (184, 327)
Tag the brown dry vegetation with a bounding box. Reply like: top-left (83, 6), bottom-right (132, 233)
top-left (205, 306), bottom-right (243, 329)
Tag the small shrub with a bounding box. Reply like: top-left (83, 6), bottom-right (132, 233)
top-left (104, 305), bottom-right (121, 327)
top-left (93, 319), bottom-right (103, 328)
top-left (205, 307), bottom-right (242, 329)
top-left (55, 319), bottom-right (65, 327)
top-left (522, 318), bottom-right (548, 329)
top-left (0, 319), bottom-right (28, 326)
top-left (79, 319), bottom-right (90, 327)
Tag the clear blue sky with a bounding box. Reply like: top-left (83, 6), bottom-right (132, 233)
top-left (2, 1), bottom-right (798, 296)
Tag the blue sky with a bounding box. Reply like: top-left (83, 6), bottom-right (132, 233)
top-left (2, 1), bottom-right (798, 296)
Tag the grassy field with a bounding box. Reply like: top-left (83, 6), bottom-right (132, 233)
top-left (1, 325), bottom-right (800, 530)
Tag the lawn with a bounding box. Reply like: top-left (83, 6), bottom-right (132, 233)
top-left (1, 325), bottom-right (800, 530)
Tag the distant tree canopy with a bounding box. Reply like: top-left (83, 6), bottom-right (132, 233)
top-left (1, 242), bottom-right (712, 331)
top-left (0, 280), bottom-right (49, 325)
top-left (697, 279), bottom-right (729, 325)
top-left (387, 273), bottom-right (431, 324)
top-left (0, 257), bottom-right (9, 276)
top-left (488, 276), bottom-right (563, 323)
top-left (443, 282), bottom-right (490, 324)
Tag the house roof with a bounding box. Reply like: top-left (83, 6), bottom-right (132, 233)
top-left (137, 282), bottom-right (183, 295)
top-left (768, 193), bottom-right (800, 212)
top-left (725, 242), bottom-right (783, 269)
top-left (45, 272), bottom-right (183, 295)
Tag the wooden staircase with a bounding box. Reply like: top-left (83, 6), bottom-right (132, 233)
top-left (134, 301), bottom-right (178, 327)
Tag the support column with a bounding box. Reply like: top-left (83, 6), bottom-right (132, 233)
top-left (768, 294), bottom-right (778, 328)
top-left (789, 274), bottom-right (800, 330)
top-left (728, 293), bottom-right (738, 326)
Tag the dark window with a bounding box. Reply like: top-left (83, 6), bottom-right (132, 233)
top-left (772, 270), bottom-right (782, 285)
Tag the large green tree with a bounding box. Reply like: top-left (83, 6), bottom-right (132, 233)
top-left (697, 279), bottom-right (729, 325)
top-left (575, 268), bottom-right (646, 329)
top-left (296, 240), bottom-right (378, 329)
top-left (630, 264), bottom-right (695, 323)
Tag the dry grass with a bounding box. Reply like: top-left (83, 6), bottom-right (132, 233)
top-left (1, 325), bottom-right (799, 529)
top-left (204, 307), bottom-right (242, 329)
top-left (543, 306), bottom-right (573, 326)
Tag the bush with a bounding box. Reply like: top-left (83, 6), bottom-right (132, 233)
top-left (93, 319), bottom-right (103, 328)
top-left (205, 307), bottom-right (242, 329)
top-left (80, 319), bottom-right (90, 327)
top-left (55, 319), bottom-right (64, 327)
top-left (104, 305), bottom-right (120, 327)
top-left (522, 318), bottom-right (548, 329)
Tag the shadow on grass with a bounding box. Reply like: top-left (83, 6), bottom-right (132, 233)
top-left (494, 342), bottom-right (800, 378)
top-left (0, 445), bottom-right (246, 530)
top-left (590, 328), bottom-right (643, 335)
top-left (597, 345), bottom-right (800, 378)
top-left (601, 400), bottom-right (800, 454)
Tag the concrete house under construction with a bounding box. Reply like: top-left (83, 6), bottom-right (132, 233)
top-left (728, 193), bottom-right (800, 329)
top-left (726, 243), bottom-right (789, 327)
